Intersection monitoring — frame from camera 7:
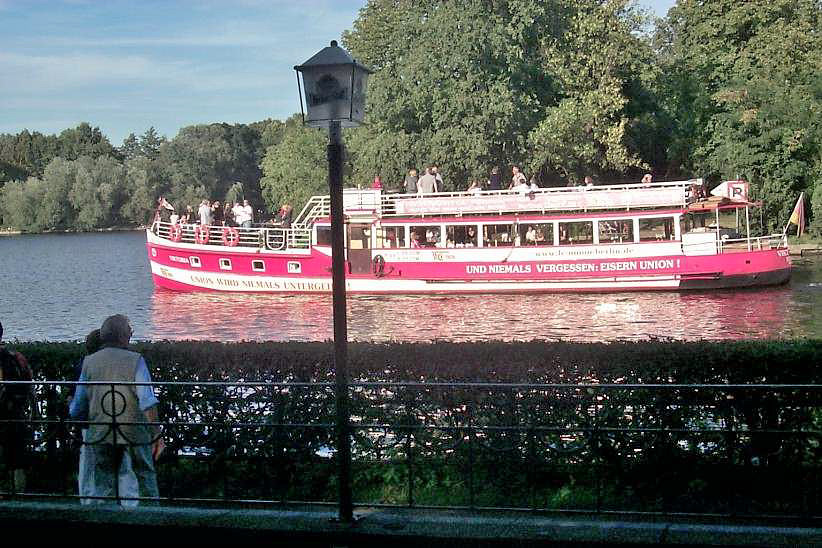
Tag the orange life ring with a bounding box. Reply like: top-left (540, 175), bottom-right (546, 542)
top-left (222, 226), bottom-right (239, 247)
top-left (194, 225), bottom-right (210, 245)
top-left (168, 224), bottom-right (183, 242)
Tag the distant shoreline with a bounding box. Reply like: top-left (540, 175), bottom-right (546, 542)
top-left (0, 226), bottom-right (145, 236)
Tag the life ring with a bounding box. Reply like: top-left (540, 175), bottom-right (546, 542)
top-left (168, 224), bottom-right (183, 242)
top-left (194, 225), bottom-right (210, 245)
top-left (222, 226), bottom-right (239, 247)
top-left (372, 254), bottom-right (386, 277)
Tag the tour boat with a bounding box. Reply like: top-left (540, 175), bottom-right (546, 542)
top-left (146, 179), bottom-right (791, 293)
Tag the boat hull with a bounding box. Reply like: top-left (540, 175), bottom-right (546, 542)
top-left (147, 230), bottom-right (791, 294)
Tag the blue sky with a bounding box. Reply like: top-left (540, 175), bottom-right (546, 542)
top-left (0, 0), bottom-right (677, 145)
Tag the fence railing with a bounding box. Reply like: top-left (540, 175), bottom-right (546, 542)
top-left (2, 380), bottom-right (821, 521)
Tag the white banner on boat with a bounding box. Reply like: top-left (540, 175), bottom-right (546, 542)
top-left (394, 186), bottom-right (686, 215)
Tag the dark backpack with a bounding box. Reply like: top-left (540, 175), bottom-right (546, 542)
top-left (0, 347), bottom-right (32, 419)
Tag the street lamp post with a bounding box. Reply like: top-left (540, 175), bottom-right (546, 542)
top-left (295, 40), bottom-right (372, 523)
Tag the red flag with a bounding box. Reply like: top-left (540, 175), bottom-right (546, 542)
top-left (788, 193), bottom-right (805, 236)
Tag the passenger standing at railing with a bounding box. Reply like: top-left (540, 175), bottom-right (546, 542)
top-left (211, 201), bottom-right (224, 226)
top-left (510, 166), bottom-right (527, 189)
top-left (0, 320), bottom-right (33, 493)
top-left (404, 168), bottom-right (419, 193)
top-left (198, 200), bottom-right (212, 226)
top-left (241, 200), bottom-right (254, 228)
top-left (223, 202), bottom-right (234, 226)
top-left (431, 165), bottom-right (444, 192)
top-left (488, 166), bottom-right (501, 190)
top-left (417, 167), bottom-right (438, 194)
top-left (70, 315), bottom-right (164, 506)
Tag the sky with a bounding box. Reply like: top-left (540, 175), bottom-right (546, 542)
top-left (0, 0), bottom-right (677, 145)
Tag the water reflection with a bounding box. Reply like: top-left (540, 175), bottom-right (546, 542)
top-left (149, 283), bottom-right (801, 342)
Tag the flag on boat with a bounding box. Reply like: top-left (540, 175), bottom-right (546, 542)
top-left (160, 197), bottom-right (175, 211)
top-left (710, 180), bottom-right (749, 202)
top-left (788, 192), bottom-right (805, 236)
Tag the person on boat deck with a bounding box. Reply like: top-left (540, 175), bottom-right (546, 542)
top-left (584, 176), bottom-right (594, 187)
top-left (169, 210), bottom-right (179, 225)
top-left (525, 225), bottom-right (537, 245)
top-left (510, 166), bottom-right (527, 189)
top-left (417, 168), bottom-right (438, 194)
top-left (223, 202), bottom-right (234, 226)
top-left (466, 226), bottom-right (477, 246)
top-left (467, 180), bottom-right (483, 195)
top-left (211, 201), bottom-right (224, 226)
top-left (411, 231), bottom-right (422, 248)
top-left (431, 165), bottom-right (444, 191)
top-left (154, 197), bottom-right (173, 223)
top-left (241, 200), bottom-right (253, 228)
top-left (276, 204), bottom-right (293, 228)
top-left (198, 200), bottom-right (212, 226)
top-left (371, 176), bottom-right (383, 190)
top-left (641, 173), bottom-right (653, 185)
top-left (231, 202), bottom-right (244, 226)
top-left (488, 166), bottom-right (502, 191)
top-left (182, 205), bottom-right (194, 224)
top-left (404, 168), bottom-right (419, 193)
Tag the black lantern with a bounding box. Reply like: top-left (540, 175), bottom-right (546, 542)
top-left (294, 40), bottom-right (372, 128)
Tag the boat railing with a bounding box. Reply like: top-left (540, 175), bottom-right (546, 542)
top-left (379, 180), bottom-right (697, 218)
top-left (718, 234), bottom-right (788, 253)
top-left (294, 195), bottom-right (331, 229)
top-left (152, 221), bottom-right (312, 251)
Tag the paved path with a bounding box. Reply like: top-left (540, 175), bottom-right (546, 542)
top-left (1, 500), bottom-right (820, 546)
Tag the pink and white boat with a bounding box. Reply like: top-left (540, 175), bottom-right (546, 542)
top-left (146, 179), bottom-right (791, 293)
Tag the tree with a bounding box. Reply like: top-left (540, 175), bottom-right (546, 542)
top-left (57, 123), bottom-right (116, 161)
top-left (342, 0), bottom-right (657, 189)
top-left (259, 116), bottom-right (329, 215)
top-left (658, 0), bottom-right (822, 231)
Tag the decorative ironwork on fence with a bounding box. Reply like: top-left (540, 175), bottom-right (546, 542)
top-left (1, 380), bottom-right (821, 520)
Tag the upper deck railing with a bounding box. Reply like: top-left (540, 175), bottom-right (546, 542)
top-left (294, 180), bottom-right (701, 227)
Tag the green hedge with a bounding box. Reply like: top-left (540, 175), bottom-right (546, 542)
top-left (5, 339), bottom-right (822, 514)
top-left (9, 338), bottom-right (822, 384)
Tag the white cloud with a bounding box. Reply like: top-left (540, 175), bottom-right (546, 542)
top-left (0, 52), bottom-right (192, 91)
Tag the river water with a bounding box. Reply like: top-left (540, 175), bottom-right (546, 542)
top-left (1, 231), bottom-right (820, 342)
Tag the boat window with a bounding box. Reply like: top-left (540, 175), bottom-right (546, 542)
top-left (598, 219), bottom-right (634, 244)
top-left (639, 217), bottom-right (675, 242)
top-left (189, 256), bottom-right (201, 268)
top-left (219, 258), bottom-right (232, 270)
top-left (445, 225), bottom-right (478, 247)
top-left (558, 221), bottom-right (593, 245)
top-left (484, 224), bottom-right (515, 247)
top-left (316, 226), bottom-right (332, 246)
top-left (252, 260), bottom-right (265, 272)
top-left (377, 226), bottom-right (406, 248)
top-left (519, 223), bottom-right (552, 246)
top-left (411, 225), bottom-right (441, 247)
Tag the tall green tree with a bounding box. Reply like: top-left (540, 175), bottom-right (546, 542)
top-left (259, 116), bottom-right (329, 215)
top-left (659, 0), bottom-right (822, 231)
top-left (342, 0), bottom-right (657, 190)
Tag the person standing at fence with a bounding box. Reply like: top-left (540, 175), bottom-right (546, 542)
top-left (69, 315), bottom-right (164, 506)
top-left (0, 321), bottom-right (32, 493)
top-left (70, 328), bottom-right (136, 505)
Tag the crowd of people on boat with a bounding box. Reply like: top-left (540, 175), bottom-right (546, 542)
top-left (154, 198), bottom-right (293, 229)
top-left (385, 164), bottom-right (655, 196)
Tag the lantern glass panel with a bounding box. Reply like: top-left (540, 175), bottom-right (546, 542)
top-left (301, 65), bottom-right (352, 126)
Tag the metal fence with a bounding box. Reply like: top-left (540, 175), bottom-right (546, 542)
top-left (1, 380), bottom-right (821, 521)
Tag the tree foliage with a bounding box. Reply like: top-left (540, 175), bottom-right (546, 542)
top-left (2, 1), bottom-right (822, 232)
top-left (658, 0), bottom-right (822, 231)
top-left (259, 116), bottom-right (329, 215)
